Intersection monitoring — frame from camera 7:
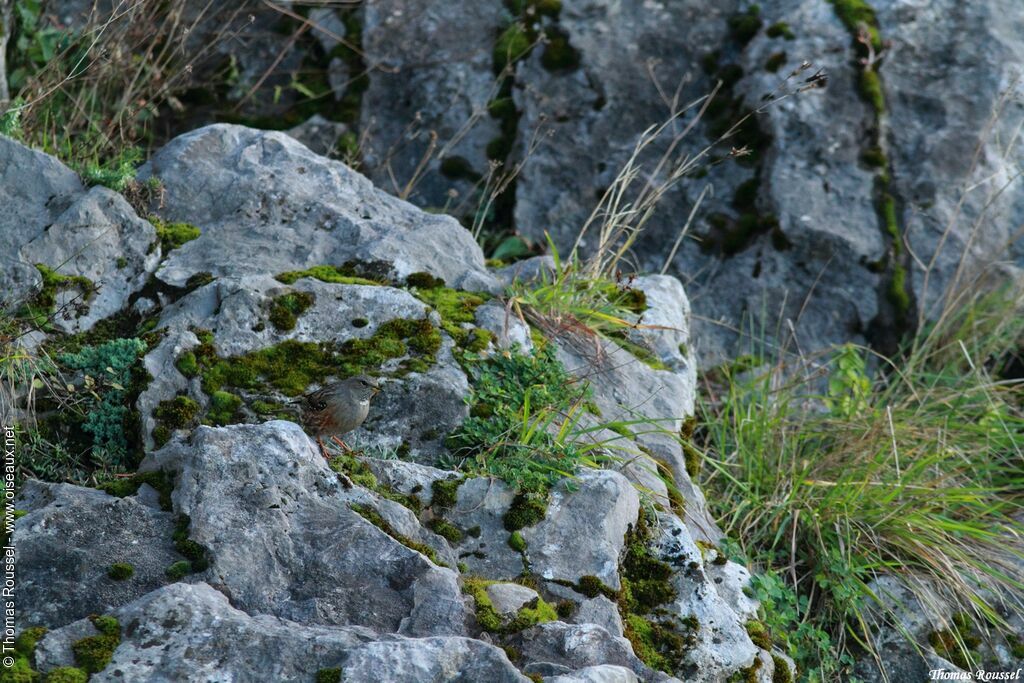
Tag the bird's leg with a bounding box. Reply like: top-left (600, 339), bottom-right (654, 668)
top-left (330, 435), bottom-right (352, 452)
top-left (317, 437), bottom-right (331, 460)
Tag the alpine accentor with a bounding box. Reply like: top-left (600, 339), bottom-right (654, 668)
top-left (298, 374), bottom-right (380, 457)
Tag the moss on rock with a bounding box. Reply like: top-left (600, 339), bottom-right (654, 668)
top-left (275, 264), bottom-right (384, 287)
top-left (503, 493), bottom-right (548, 531)
top-left (431, 478), bottom-right (465, 510)
top-left (106, 563), bottom-right (134, 581)
top-left (268, 291), bottom-right (315, 331)
top-left (71, 615), bottom-right (120, 674)
top-left (149, 216), bottom-right (201, 252)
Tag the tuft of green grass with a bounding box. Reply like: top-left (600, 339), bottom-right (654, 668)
top-left (505, 241), bottom-right (664, 370)
top-left (445, 344), bottom-right (607, 494)
top-left (700, 286), bottom-right (1024, 679)
top-left (75, 147), bottom-right (142, 192)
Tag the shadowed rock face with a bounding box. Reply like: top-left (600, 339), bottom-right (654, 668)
top-left (345, 0), bottom-right (1024, 366)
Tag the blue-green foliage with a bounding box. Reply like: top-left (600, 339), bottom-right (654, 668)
top-left (59, 338), bottom-right (147, 463)
top-left (446, 344), bottom-right (594, 493)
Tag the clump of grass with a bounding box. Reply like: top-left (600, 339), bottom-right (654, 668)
top-left (700, 285), bottom-right (1024, 678)
top-left (445, 344), bottom-right (607, 495)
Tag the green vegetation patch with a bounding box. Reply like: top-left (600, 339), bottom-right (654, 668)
top-left (927, 613), bottom-right (981, 670)
top-left (57, 338), bottom-right (148, 465)
top-left (426, 518), bottom-right (464, 544)
top-left (330, 454), bottom-right (423, 512)
top-left (171, 514), bottom-right (210, 574)
top-left (99, 469), bottom-right (174, 510)
top-left (766, 21), bottom-right (795, 40)
top-left (18, 264), bottom-right (94, 328)
top-left (508, 530), bottom-right (527, 552)
top-left (316, 669), bottom-right (342, 683)
top-left (446, 345), bottom-right (595, 494)
top-left (268, 291), bottom-right (315, 331)
top-left (616, 509), bottom-right (696, 674)
top-left (728, 5), bottom-right (762, 45)
top-left (107, 562), bottom-right (134, 581)
top-left (275, 264), bottom-right (384, 287)
top-left (71, 615), bottom-right (121, 674)
top-left (44, 667), bottom-right (89, 683)
top-left (503, 493), bottom-right (548, 531)
top-left (411, 284), bottom-right (494, 353)
top-left (149, 216), bottom-right (201, 252)
top-left (186, 316), bottom-right (440, 405)
top-left (430, 478), bottom-right (465, 510)
top-left (463, 577), bottom-right (558, 634)
top-left (5, 625), bottom-right (49, 682)
top-left (152, 395), bottom-right (200, 447)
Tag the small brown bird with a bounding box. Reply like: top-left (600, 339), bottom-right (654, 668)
top-left (297, 375), bottom-right (381, 458)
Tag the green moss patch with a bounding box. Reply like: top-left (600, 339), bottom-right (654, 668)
top-left (463, 577), bottom-right (558, 635)
top-left (927, 613), bottom-right (981, 670)
top-left (107, 562), bottom-right (134, 581)
top-left (275, 264), bottom-right (384, 287)
top-left (766, 21), bottom-right (795, 40)
top-left (164, 560), bottom-right (191, 581)
top-left (185, 317), bottom-right (440, 414)
top-left (508, 530), bottom-right (527, 552)
top-left (616, 509), bottom-right (697, 674)
top-left (329, 453), bottom-right (424, 511)
top-left (745, 619), bottom-right (772, 649)
top-left (771, 654), bottom-right (793, 683)
top-left (152, 395), bottom-right (200, 446)
top-left (5, 626), bottom-right (48, 681)
top-left (172, 514), bottom-right (210, 574)
top-left (765, 51), bottom-right (787, 72)
top-left (431, 478), bottom-right (465, 510)
top-left (728, 5), bottom-right (762, 45)
top-left (44, 667), bottom-right (89, 683)
top-left (268, 291), bottom-right (315, 331)
top-left (71, 615), bottom-right (120, 674)
top-left (99, 470), bottom-right (174, 510)
top-left (426, 518), bottom-right (464, 543)
top-left (149, 216), bottom-right (200, 252)
top-left (503, 493), bottom-right (548, 531)
top-left (316, 669), bottom-right (342, 683)
top-left (18, 264), bottom-right (95, 327)
top-left (411, 284), bottom-right (494, 353)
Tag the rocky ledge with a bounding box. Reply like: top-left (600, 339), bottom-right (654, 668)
top-left (4, 125), bottom-right (792, 682)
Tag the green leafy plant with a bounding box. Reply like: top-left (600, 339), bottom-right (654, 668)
top-left (58, 338), bottom-right (148, 467)
top-left (446, 344), bottom-right (607, 494)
